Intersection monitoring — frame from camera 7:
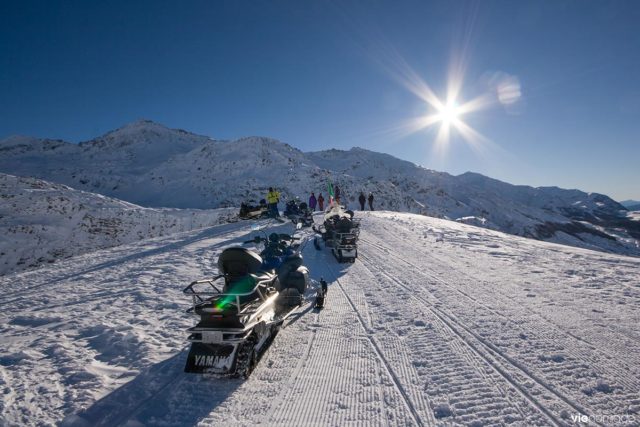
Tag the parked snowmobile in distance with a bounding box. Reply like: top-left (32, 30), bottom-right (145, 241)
top-left (313, 204), bottom-right (360, 263)
top-left (239, 199), bottom-right (268, 220)
top-left (283, 199), bottom-right (314, 228)
top-left (183, 231), bottom-right (309, 376)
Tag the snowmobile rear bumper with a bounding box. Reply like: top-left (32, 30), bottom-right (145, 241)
top-left (184, 342), bottom-right (239, 373)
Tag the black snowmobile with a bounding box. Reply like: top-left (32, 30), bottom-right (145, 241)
top-left (313, 204), bottom-right (360, 263)
top-left (183, 231), bottom-right (309, 376)
top-left (238, 199), bottom-right (269, 220)
top-left (283, 200), bottom-right (314, 228)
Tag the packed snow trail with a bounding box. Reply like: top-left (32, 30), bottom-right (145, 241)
top-left (0, 212), bottom-right (639, 426)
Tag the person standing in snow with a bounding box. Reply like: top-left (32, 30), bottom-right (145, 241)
top-left (368, 192), bottom-right (374, 211)
top-left (267, 187), bottom-right (280, 217)
top-left (335, 185), bottom-right (341, 201)
top-left (358, 192), bottom-right (366, 211)
top-left (309, 192), bottom-right (317, 211)
top-left (317, 193), bottom-right (325, 211)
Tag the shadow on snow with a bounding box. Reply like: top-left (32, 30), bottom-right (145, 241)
top-left (61, 349), bottom-right (244, 427)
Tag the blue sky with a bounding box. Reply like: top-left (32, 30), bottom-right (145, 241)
top-left (1, 0), bottom-right (639, 200)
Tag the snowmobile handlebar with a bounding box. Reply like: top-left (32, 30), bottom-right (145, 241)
top-left (244, 236), bottom-right (267, 245)
top-left (244, 233), bottom-right (297, 246)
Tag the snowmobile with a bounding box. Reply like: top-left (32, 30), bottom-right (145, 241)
top-left (238, 199), bottom-right (269, 220)
top-left (312, 204), bottom-right (360, 263)
top-left (183, 231), bottom-right (309, 376)
top-left (284, 199), bottom-right (314, 228)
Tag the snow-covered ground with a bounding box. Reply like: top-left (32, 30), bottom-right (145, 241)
top-left (0, 173), bottom-right (237, 275)
top-left (1, 212), bottom-right (639, 426)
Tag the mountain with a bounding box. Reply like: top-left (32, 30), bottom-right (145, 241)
top-left (0, 173), bottom-right (236, 275)
top-left (1, 120), bottom-right (638, 256)
top-left (621, 200), bottom-right (640, 211)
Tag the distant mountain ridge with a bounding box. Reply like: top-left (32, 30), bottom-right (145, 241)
top-left (1, 119), bottom-right (639, 256)
top-left (621, 200), bottom-right (640, 211)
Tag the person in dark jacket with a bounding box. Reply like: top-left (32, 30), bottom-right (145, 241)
top-left (358, 192), bottom-right (366, 211)
top-left (317, 193), bottom-right (325, 210)
top-left (335, 185), bottom-right (341, 201)
top-left (368, 192), bottom-right (374, 211)
top-left (309, 192), bottom-right (317, 211)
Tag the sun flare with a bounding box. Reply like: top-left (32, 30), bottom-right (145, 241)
top-left (437, 100), bottom-right (461, 125)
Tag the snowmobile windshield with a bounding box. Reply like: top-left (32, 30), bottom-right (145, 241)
top-left (215, 275), bottom-right (259, 309)
top-left (225, 275), bottom-right (256, 295)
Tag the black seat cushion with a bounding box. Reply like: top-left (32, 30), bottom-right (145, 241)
top-left (218, 247), bottom-right (263, 277)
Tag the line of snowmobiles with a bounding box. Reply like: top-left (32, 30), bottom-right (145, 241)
top-left (182, 202), bottom-right (359, 376)
top-left (312, 204), bottom-right (361, 263)
top-left (183, 229), bottom-right (310, 376)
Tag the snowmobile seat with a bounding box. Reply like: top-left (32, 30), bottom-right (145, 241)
top-left (218, 248), bottom-right (263, 280)
top-left (336, 217), bottom-right (353, 233)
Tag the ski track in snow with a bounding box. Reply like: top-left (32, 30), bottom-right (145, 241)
top-left (0, 211), bottom-right (639, 426)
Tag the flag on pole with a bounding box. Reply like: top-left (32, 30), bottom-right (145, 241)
top-left (327, 180), bottom-right (335, 206)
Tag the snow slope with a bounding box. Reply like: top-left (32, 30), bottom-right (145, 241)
top-left (0, 173), bottom-right (236, 275)
top-left (1, 212), bottom-right (638, 426)
top-left (1, 120), bottom-right (638, 256)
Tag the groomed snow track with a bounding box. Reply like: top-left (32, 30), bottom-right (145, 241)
top-left (1, 212), bottom-right (639, 426)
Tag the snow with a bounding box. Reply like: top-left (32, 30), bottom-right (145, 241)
top-left (1, 211), bottom-right (639, 426)
top-left (1, 120), bottom-right (638, 257)
top-left (0, 173), bottom-right (237, 275)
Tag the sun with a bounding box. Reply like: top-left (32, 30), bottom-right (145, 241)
top-left (374, 49), bottom-right (496, 156)
top-left (437, 100), bottom-right (461, 125)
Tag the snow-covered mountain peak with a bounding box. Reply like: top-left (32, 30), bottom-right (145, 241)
top-left (307, 146), bottom-right (421, 179)
top-left (101, 119), bottom-right (180, 137)
top-left (69, 120), bottom-right (219, 178)
top-left (80, 119), bottom-right (211, 151)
